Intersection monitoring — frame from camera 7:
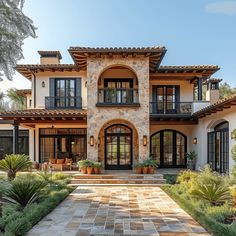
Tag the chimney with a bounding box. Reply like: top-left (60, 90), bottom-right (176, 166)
top-left (38, 51), bottom-right (62, 65)
top-left (206, 78), bottom-right (222, 104)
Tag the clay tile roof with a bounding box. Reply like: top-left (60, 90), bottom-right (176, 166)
top-left (16, 89), bottom-right (32, 96)
top-left (69, 45), bottom-right (167, 72)
top-left (192, 94), bottom-right (236, 118)
top-left (38, 50), bottom-right (62, 59)
top-left (0, 109), bottom-right (87, 118)
top-left (15, 64), bottom-right (79, 80)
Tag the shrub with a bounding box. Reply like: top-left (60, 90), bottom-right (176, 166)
top-left (0, 154), bottom-right (32, 180)
top-left (176, 170), bottom-right (198, 185)
top-left (206, 204), bottom-right (235, 223)
top-left (37, 171), bottom-right (52, 183)
top-left (190, 183), bottom-right (231, 205)
top-left (164, 174), bottom-right (177, 184)
top-left (2, 179), bottom-right (47, 207)
top-left (52, 172), bottom-right (70, 181)
top-left (77, 159), bottom-right (94, 168)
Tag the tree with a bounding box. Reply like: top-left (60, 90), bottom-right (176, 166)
top-left (219, 82), bottom-right (236, 99)
top-left (6, 88), bottom-right (26, 110)
top-left (0, 0), bottom-right (36, 81)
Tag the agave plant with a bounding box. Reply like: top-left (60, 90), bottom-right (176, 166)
top-left (190, 183), bottom-right (231, 205)
top-left (0, 154), bottom-right (32, 180)
top-left (2, 179), bottom-right (46, 208)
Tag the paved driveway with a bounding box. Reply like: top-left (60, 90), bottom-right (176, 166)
top-left (27, 186), bottom-right (209, 236)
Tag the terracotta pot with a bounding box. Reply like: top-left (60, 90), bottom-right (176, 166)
top-left (135, 167), bottom-right (142, 174)
top-left (148, 166), bottom-right (155, 174)
top-left (80, 166), bottom-right (87, 174)
top-left (142, 166), bottom-right (149, 174)
top-left (87, 166), bottom-right (93, 174)
top-left (94, 167), bottom-right (101, 174)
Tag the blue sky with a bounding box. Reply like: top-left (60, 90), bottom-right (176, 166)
top-left (1, 0), bottom-right (236, 90)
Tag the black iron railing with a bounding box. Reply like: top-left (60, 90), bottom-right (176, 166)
top-left (150, 102), bottom-right (192, 115)
top-left (97, 88), bottom-right (139, 105)
top-left (45, 96), bottom-right (82, 109)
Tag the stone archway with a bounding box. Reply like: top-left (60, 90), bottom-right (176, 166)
top-left (98, 119), bottom-right (139, 169)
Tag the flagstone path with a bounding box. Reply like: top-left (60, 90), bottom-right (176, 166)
top-left (27, 186), bottom-right (209, 236)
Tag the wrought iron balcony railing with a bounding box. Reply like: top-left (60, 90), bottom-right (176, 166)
top-left (97, 88), bottom-right (139, 105)
top-left (150, 102), bottom-right (192, 115)
top-left (45, 96), bottom-right (82, 109)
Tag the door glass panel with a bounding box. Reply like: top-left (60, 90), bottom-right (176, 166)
top-left (176, 133), bottom-right (185, 166)
top-left (106, 135), bottom-right (118, 165)
top-left (151, 133), bottom-right (160, 165)
top-left (163, 131), bottom-right (173, 166)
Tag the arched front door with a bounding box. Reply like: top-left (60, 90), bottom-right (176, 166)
top-left (151, 130), bottom-right (187, 168)
top-left (105, 124), bottom-right (132, 170)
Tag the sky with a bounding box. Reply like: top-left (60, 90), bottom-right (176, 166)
top-left (1, 0), bottom-right (236, 91)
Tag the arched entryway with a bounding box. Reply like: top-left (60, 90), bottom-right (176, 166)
top-left (98, 119), bottom-right (139, 170)
top-left (150, 130), bottom-right (187, 168)
top-left (105, 124), bottom-right (132, 170)
top-left (207, 121), bottom-right (229, 173)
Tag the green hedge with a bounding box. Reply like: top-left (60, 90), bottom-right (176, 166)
top-left (162, 185), bottom-right (236, 236)
top-left (1, 187), bottom-right (72, 236)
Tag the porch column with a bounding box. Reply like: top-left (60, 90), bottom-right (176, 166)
top-left (197, 77), bottom-right (203, 101)
top-left (13, 121), bottom-right (19, 154)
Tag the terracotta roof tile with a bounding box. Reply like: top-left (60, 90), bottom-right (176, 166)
top-left (16, 89), bottom-right (32, 96)
top-left (0, 109), bottom-right (87, 118)
top-left (192, 94), bottom-right (236, 118)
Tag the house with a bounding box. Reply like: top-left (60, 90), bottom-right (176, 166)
top-left (0, 46), bottom-right (236, 173)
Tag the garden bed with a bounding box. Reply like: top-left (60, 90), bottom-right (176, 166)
top-left (161, 168), bottom-right (236, 236)
top-left (0, 172), bottom-right (74, 236)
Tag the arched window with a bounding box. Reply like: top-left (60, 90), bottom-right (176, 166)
top-left (151, 130), bottom-right (187, 168)
top-left (208, 121), bottom-right (229, 173)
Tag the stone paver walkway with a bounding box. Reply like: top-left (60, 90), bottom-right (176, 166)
top-left (27, 186), bottom-right (209, 236)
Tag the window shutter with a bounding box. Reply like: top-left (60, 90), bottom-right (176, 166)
top-left (76, 78), bottom-right (81, 97)
top-left (49, 78), bottom-right (55, 97)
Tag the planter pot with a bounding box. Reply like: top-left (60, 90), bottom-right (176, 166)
top-left (148, 166), bottom-right (155, 174)
top-left (135, 167), bottom-right (142, 174)
top-left (87, 166), bottom-right (93, 174)
top-left (80, 166), bottom-right (87, 174)
top-left (94, 167), bottom-right (101, 174)
top-left (142, 166), bottom-right (149, 174)
top-left (187, 160), bottom-right (196, 170)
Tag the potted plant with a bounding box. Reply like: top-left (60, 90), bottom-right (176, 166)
top-left (86, 160), bottom-right (94, 174)
top-left (142, 161), bottom-right (149, 174)
top-left (93, 162), bottom-right (103, 174)
top-left (186, 151), bottom-right (197, 170)
top-left (77, 160), bottom-right (90, 174)
top-left (134, 162), bottom-right (143, 174)
top-left (146, 159), bottom-right (158, 174)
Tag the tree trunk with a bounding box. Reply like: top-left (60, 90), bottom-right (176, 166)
top-left (8, 170), bottom-right (16, 180)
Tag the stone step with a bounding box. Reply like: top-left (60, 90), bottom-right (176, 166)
top-left (74, 174), bottom-right (164, 179)
top-left (68, 183), bottom-right (165, 187)
top-left (70, 178), bottom-right (166, 185)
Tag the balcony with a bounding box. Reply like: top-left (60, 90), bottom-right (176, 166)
top-left (96, 88), bottom-right (140, 107)
top-left (150, 102), bottom-right (193, 116)
top-left (45, 96), bottom-right (82, 109)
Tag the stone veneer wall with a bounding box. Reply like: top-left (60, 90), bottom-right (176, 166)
top-left (87, 56), bottom-right (150, 163)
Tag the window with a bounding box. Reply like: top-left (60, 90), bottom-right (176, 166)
top-left (0, 130), bottom-right (29, 159)
top-left (151, 130), bottom-right (186, 167)
top-left (208, 121), bottom-right (229, 173)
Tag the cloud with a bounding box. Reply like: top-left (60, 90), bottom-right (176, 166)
top-left (205, 1), bottom-right (236, 15)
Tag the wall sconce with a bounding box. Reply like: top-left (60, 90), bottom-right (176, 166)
top-left (193, 137), bottom-right (197, 145)
top-left (143, 135), bottom-right (147, 146)
top-left (89, 136), bottom-right (94, 146)
top-left (41, 81), bottom-right (45, 87)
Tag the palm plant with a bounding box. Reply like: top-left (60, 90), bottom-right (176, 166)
top-left (6, 88), bottom-right (26, 110)
top-left (2, 179), bottom-right (46, 207)
top-left (190, 183), bottom-right (231, 205)
top-left (0, 154), bottom-right (32, 180)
